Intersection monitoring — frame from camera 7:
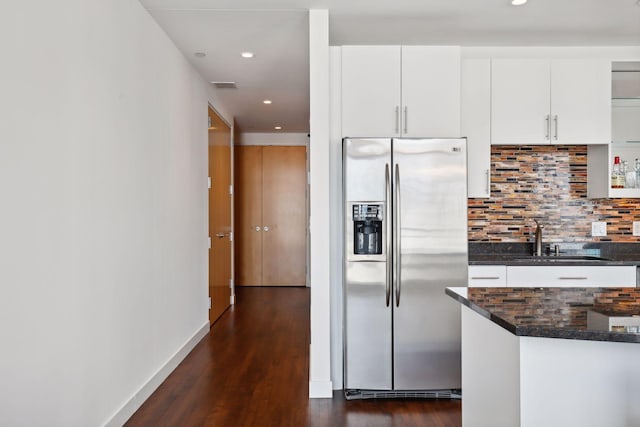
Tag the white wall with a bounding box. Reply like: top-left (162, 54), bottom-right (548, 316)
top-left (0, 1), bottom-right (216, 425)
top-left (236, 132), bottom-right (309, 146)
top-left (308, 9), bottom-right (333, 398)
top-left (328, 46), bottom-right (344, 389)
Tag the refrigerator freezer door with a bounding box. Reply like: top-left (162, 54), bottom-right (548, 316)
top-left (344, 138), bottom-right (390, 203)
top-left (344, 261), bottom-right (392, 389)
top-left (343, 138), bottom-right (393, 390)
top-left (392, 138), bottom-right (467, 390)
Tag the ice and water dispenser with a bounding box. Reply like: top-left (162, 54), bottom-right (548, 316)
top-left (352, 203), bottom-right (383, 256)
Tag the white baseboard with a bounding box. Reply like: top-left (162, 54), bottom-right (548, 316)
top-left (104, 321), bottom-right (210, 427)
top-left (309, 380), bottom-right (334, 398)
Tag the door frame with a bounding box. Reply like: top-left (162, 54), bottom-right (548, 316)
top-left (208, 103), bottom-right (235, 311)
top-left (233, 134), bottom-right (310, 287)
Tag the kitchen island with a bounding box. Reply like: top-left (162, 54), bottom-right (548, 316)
top-left (447, 286), bottom-right (640, 427)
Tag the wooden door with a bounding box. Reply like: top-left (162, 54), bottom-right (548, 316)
top-left (234, 146), bottom-right (263, 286)
top-left (208, 107), bottom-right (232, 324)
top-left (234, 145), bottom-right (307, 287)
top-left (262, 146), bottom-right (307, 286)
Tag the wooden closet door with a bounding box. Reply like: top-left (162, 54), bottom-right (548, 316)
top-left (234, 146), bottom-right (263, 286)
top-left (262, 146), bottom-right (307, 286)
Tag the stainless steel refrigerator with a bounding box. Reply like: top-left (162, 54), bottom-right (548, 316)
top-left (343, 137), bottom-right (467, 399)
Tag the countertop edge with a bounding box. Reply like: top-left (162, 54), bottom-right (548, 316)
top-left (445, 287), bottom-right (640, 344)
top-left (446, 288), bottom-right (518, 335)
top-left (469, 259), bottom-right (640, 266)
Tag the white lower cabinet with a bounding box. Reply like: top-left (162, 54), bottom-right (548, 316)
top-left (508, 265), bottom-right (636, 287)
top-left (469, 265), bottom-right (636, 287)
top-left (468, 265), bottom-right (507, 287)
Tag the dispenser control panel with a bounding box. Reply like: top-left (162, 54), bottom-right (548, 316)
top-left (352, 203), bottom-right (383, 256)
top-left (352, 204), bottom-right (383, 221)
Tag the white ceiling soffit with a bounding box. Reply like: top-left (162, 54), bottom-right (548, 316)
top-left (144, 7), bottom-right (310, 133)
top-left (142, 0), bottom-right (640, 46)
top-left (141, 0), bottom-right (640, 132)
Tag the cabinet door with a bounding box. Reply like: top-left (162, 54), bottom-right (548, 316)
top-left (551, 59), bottom-right (611, 145)
top-left (507, 266), bottom-right (636, 287)
top-left (342, 46), bottom-right (401, 137)
top-left (491, 59), bottom-right (551, 145)
top-left (468, 265), bottom-right (507, 287)
top-left (462, 58), bottom-right (491, 198)
top-left (234, 146), bottom-right (263, 286)
top-left (401, 46), bottom-right (461, 137)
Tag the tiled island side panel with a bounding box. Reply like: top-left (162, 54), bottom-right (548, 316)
top-left (468, 145), bottom-right (640, 242)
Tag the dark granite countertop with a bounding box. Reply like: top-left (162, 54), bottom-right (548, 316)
top-left (446, 286), bottom-right (640, 343)
top-left (468, 242), bottom-right (640, 266)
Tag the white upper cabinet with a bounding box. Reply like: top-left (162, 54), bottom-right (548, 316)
top-left (491, 59), bottom-right (551, 145)
top-left (461, 58), bottom-right (491, 198)
top-left (341, 46), bottom-right (460, 138)
top-left (342, 46), bottom-right (401, 138)
top-left (551, 59), bottom-right (611, 144)
top-left (401, 46), bottom-right (461, 137)
top-left (491, 58), bottom-right (611, 145)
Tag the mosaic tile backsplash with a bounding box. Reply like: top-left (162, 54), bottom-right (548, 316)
top-left (468, 145), bottom-right (640, 242)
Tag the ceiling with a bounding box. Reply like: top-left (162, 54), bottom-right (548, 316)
top-left (140, 0), bottom-right (640, 133)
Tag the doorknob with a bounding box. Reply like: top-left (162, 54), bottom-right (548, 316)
top-left (263, 226), bottom-right (270, 232)
top-left (215, 233), bottom-right (225, 239)
top-left (254, 226), bottom-right (261, 232)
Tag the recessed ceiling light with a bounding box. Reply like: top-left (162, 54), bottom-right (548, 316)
top-left (241, 52), bottom-right (254, 58)
top-left (274, 126), bottom-right (282, 130)
top-left (194, 52), bottom-right (206, 58)
top-left (263, 100), bottom-right (272, 105)
top-left (511, 0), bottom-right (527, 5)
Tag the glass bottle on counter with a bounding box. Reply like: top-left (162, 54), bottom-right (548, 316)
top-left (611, 156), bottom-right (624, 189)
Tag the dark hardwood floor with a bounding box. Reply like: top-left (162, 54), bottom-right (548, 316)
top-left (125, 287), bottom-right (461, 427)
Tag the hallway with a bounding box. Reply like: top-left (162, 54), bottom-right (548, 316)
top-left (125, 287), bottom-right (461, 426)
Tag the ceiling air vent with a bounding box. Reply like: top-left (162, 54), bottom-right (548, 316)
top-left (210, 81), bottom-right (237, 89)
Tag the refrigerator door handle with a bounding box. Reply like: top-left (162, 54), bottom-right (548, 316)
top-left (385, 163), bottom-right (391, 307)
top-left (394, 163), bottom-right (401, 307)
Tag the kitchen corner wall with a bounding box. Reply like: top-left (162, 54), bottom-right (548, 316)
top-left (468, 145), bottom-right (640, 242)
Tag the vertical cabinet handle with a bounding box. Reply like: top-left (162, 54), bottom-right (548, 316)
top-left (554, 115), bottom-right (558, 140)
top-left (394, 164), bottom-right (401, 307)
top-left (385, 164), bottom-right (391, 307)
top-left (545, 115), bottom-right (550, 140)
top-left (485, 169), bottom-right (490, 195)
top-left (403, 106), bottom-right (408, 134)
top-left (395, 106), bottom-right (400, 134)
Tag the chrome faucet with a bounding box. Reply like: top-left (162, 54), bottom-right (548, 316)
top-left (534, 219), bottom-right (544, 256)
